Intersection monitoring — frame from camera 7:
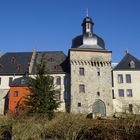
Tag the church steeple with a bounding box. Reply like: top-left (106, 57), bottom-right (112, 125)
top-left (82, 15), bottom-right (94, 37)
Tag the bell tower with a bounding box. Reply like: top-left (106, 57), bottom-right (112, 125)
top-left (69, 15), bottom-right (113, 117)
top-left (82, 13), bottom-right (94, 37)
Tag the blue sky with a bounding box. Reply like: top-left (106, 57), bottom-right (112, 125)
top-left (0, 0), bottom-right (140, 62)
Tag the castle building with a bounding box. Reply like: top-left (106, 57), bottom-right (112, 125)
top-left (1, 15), bottom-right (140, 117)
top-left (0, 52), bottom-right (33, 114)
top-left (0, 15), bottom-right (114, 116)
top-left (0, 51), bottom-right (68, 114)
top-left (112, 52), bottom-right (140, 114)
top-left (69, 16), bottom-right (113, 116)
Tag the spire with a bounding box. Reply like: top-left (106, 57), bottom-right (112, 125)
top-left (86, 8), bottom-right (89, 17)
top-left (125, 49), bottom-right (129, 54)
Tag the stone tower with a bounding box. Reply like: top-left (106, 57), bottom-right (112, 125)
top-left (69, 16), bottom-right (113, 117)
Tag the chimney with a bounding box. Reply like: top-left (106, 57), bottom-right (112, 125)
top-left (29, 48), bottom-right (36, 74)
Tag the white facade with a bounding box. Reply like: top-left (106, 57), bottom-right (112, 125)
top-left (49, 73), bottom-right (70, 112)
top-left (0, 73), bottom-right (69, 114)
top-left (112, 70), bottom-right (140, 114)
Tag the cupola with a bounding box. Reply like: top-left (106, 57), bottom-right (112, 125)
top-left (82, 16), bottom-right (94, 37)
top-left (71, 15), bottom-right (105, 50)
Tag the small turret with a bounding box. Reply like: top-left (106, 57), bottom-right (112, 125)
top-left (82, 16), bottom-right (94, 37)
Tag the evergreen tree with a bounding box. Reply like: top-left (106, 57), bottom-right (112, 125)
top-left (24, 54), bottom-right (61, 120)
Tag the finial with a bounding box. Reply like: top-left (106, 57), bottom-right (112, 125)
top-left (86, 8), bottom-right (89, 17)
top-left (33, 47), bottom-right (36, 53)
top-left (125, 49), bottom-right (128, 54)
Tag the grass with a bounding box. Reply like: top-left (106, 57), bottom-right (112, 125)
top-left (0, 113), bottom-right (140, 139)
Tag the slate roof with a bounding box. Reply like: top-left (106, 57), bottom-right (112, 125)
top-left (0, 52), bottom-right (32, 75)
top-left (113, 53), bottom-right (140, 71)
top-left (0, 51), bottom-right (69, 75)
top-left (32, 51), bottom-right (68, 74)
top-left (71, 34), bottom-right (105, 50)
top-left (10, 76), bottom-right (32, 87)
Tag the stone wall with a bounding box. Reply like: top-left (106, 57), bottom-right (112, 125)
top-left (69, 49), bottom-right (113, 116)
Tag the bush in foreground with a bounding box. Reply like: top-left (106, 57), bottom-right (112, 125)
top-left (1, 113), bottom-right (140, 139)
top-left (10, 113), bottom-right (140, 140)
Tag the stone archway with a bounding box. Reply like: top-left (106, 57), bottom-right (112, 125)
top-left (92, 99), bottom-right (106, 117)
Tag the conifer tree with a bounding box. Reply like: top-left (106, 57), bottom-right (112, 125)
top-left (24, 54), bottom-right (61, 120)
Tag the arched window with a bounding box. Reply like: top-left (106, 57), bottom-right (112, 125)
top-left (56, 76), bottom-right (61, 85)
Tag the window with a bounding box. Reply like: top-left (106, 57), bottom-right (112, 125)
top-left (21, 79), bottom-right (25, 85)
top-left (97, 92), bottom-right (100, 96)
top-left (79, 84), bottom-right (85, 93)
top-left (16, 64), bottom-right (21, 72)
top-left (79, 68), bottom-right (84, 76)
top-left (56, 77), bottom-right (61, 85)
top-left (0, 77), bottom-right (1, 85)
top-left (48, 58), bottom-right (54, 62)
top-left (126, 74), bottom-right (131, 83)
top-left (78, 102), bottom-right (81, 107)
top-left (9, 77), bottom-right (13, 86)
top-left (64, 76), bottom-right (68, 85)
top-left (118, 74), bottom-right (123, 83)
top-left (55, 65), bottom-right (61, 71)
top-left (118, 89), bottom-right (124, 97)
top-left (64, 91), bottom-right (68, 100)
top-left (97, 68), bottom-right (100, 76)
top-left (87, 23), bottom-right (90, 29)
top-left (126, 89), bottom-right (133, 97)
top-left (11, 57), bottom-right (15, 64)
top-left (14, 91), bottom-right (18, 97)
top-left (129, 60), bottom-right (135, 68)
top-left (0, 64), bottom-right (3, 72)
top-left (129, 104), bottom-right (133, 112)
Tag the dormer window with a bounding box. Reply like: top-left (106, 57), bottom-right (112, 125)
top-left (129, 60), bottom-right (135, 68)
top-left (16, 64), bottom-right (21, 72)
top-left (55, 65), bottom-right (61, 71)
top-left (0, 64), bottom-right (3, 71)
top-left (11, 57), bottom-right (16, 64)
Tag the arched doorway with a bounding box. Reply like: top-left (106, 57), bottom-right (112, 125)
top-left (92, 99), bottom-right (106, 117)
